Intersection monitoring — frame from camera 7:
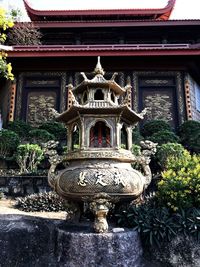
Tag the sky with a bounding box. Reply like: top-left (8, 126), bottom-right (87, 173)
top-left (0, 0), bottom-right (200, 20)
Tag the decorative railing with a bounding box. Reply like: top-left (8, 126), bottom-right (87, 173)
top-left (88, 101), bottom-right (112, 108)
top-left (13, 43), bottom-right (191, 50)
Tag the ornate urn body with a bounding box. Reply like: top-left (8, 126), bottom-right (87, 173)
top-left (46, 57), bottom-right (156, 233)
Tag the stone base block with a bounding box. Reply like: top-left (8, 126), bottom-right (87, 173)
top-left (0, 215), bottom-right (143, 267)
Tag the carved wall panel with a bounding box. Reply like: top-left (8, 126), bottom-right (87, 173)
top-left (142, 90), bottom-right (174, 125)
top-left (16, 72), bottom-right (66, 124)
top-left (133, 71), bottom-right (185, 127)
top-left (26, 92), bottom-right (56, 127)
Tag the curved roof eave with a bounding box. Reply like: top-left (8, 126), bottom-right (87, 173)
top-left (72, 81), bottom-right (125, 95)
top-left (56, 105), bottom-right (143, 124)
top-left (23, 0), bottom-right (176, 21)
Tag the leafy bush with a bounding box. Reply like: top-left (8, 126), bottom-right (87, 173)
top-left (116, 201), bottom-right (200, 247)
top-left (0, 129), bottom-right (20, 157)
top-left (7, 22), bottom-right (42, 45)
top-left (16, 144), bottom-right (44, 174)
top-left (149, 130), bottom-right (180, 145)
top-left (146, 227), bottom-right (200, 267)
top-left (158, 151), bottom-right (200, 210)
top-left (39, 121), bottom-right (66, 141)
top-left (6, 120), bottom-right (32, 139)
top-left (116, 202), bottom-right (176, 247)
top-left (141, 120), bottom-right (172, 137)
top-left (178, 120), bottom-right (200, 153)
top-left (131, 144), bottom-right (142, 171)
top-left (174, 208), bottom-right (200, 240)
top-left (0, 9), bottom-right (14, 80)
top-left (156, 143), bottom-right (186, 170)
top-left (132, 127), bottom-right (143, 145)
top-left (29, 129), bottom-right (55, 145)
top-left (15, 191), bottom-right (68, 212)
top-left (131, 144), bottom-right (141, 156)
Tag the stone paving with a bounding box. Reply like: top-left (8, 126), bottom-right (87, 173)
top-left (0, 198), bottom-right (67, 219)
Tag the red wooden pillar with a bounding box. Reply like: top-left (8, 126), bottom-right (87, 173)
top-left (98, 122), bottom-right (102, 147)
top-left (106, 127), bottom-right (110, 147)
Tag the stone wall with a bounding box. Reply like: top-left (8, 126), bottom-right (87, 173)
top-left (0, 175), bottom-right (50, 197)
top-left (0, 215), bottom-right (143, 267)
top-left (145, 235), bottom-right (200, 267)
top-left (0, 214), bottom-right (199, 267)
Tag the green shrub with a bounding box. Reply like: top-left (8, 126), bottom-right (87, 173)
top-left (116, 202), bottom-right (176, 247)
top-left (185, 131), bottom-right (200, 154)
top-left (0, 129), bottom-right (20, 157)
top-left (116, 201), bottom-right (200, 247)
top-left (149, 130), bottom-right (180, 145)
top-left (156, 143), bottom-right (186, 170)
top-left (178, 120), bottom-right (200, 153)
top-left (141, 120), bottom-right (172, 137)
top-left (15, 191), bottom-right (68, 212)
top-left (6, 120), bottom-right (33, 139)
top-left (131, 144), bottom-right (142, 171)
top-left (7, 22), bottom-right (42, 45)
top-left (132, 127), bottom-right (143, 145)
top-left (29, 129), bottom-right (55, 145)
top-left (39, 121), bottom-right (66, 141)
top-left (131, 144), bottom-right (141, 156)
top-left (158, 151), bottom-right (200, 210)
top-left (174, 208), bottom-right (200, 240)
top-left (16, 144), bottom-right (44, 174)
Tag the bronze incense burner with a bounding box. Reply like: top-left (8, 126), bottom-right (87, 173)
top-left (45, 57), bottom-right (156, 233)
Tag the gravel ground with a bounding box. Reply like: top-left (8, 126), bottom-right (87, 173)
top-left (0, 198), bottom-right (67, 220)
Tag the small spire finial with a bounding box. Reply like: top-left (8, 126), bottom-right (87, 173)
top-left (94, 56), bottom-right (105, 75)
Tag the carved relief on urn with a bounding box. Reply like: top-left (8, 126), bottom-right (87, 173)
top-left (46, 57), bottom-right (156, 233)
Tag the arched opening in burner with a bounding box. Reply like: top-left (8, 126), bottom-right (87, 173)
top-left (72, 124), bottom-right (80, 150)
top-left (94, 89), bottom-right (104, 100)
top-left (90, 121), bottom-right (111, 148)
top-left (121, 124), bottom-right (128, 149)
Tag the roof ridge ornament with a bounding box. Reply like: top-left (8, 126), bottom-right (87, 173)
top-left (94, 56), bottom-right (105, 76)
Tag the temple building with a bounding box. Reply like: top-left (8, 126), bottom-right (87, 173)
top-left (1, 0), bottom-right (200, 128)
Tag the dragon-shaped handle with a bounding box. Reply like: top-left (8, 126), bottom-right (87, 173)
top-left (43, 140), bottom-right (64, 190)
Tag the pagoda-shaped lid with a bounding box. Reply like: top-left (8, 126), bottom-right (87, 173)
top-left (56, 57), bottom-right (146, 124)
top-left (72, 57), bottom-right (126, 95)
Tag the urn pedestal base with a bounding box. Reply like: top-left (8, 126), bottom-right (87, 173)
top-left (0, 215), bottom-right (144, 267)
top-left (57, 224), bottom-right (143, 267)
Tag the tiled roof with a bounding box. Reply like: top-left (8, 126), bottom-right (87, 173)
top-left (31, 19), bottom-right (200, 28)
top-left (23, 0), bottom-right (176, 21)
top-left (8, 43), bottom-right (200, 57)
